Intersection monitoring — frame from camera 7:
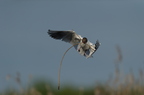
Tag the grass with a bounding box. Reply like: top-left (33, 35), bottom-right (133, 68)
top-left (1, 65), bottom-right (144, 95)
top-left (1, 46), bottom-right (144, 95)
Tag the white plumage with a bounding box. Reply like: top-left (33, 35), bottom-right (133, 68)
top-left (48, 29), bottom-right (100, 58)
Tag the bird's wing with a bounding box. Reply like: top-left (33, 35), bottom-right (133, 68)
top-left (76, 41), bottom-right (100, 58)
top-left (48, 29), bottom-right (81, 43)
top-left (85, 40), bottom-right (101, 58)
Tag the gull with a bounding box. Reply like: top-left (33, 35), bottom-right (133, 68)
top-left (47, 29), bottom-right (100, 90)
top-left (48, 29), bottom-right (100, 58)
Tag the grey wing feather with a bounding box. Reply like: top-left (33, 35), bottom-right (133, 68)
top-left (48, 29), bottom-right (75, 43)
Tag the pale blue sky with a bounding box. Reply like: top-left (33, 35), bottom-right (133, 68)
top-left (0, 1), bottom-right (144, 90)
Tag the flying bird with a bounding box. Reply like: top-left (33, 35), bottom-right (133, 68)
top-left (47, 29), bottom-right (100, 90)
top-left (48, 29), bottom-right (100, 58)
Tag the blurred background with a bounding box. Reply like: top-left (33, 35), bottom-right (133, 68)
top-left (0, 1), bottom-right (144, 95)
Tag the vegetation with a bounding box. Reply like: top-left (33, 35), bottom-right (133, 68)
top-left (1, 46), bottom-right (144, 95)
top-left (1, 64), bottom-right (144, 95)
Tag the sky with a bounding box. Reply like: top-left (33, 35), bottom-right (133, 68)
top-left (0, 1), bottom-right (144, 90)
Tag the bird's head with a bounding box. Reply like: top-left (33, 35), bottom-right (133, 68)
top-left (82, 37), bottom-right (88, 44)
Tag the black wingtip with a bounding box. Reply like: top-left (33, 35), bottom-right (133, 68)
top-left (47, 29), bottom-right (51, 34)
top-left (95, 40), bottom-right (100, 50)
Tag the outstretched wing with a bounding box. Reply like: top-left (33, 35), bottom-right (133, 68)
top-left (85, 40), bottom-right (101, 58)
top-left (48, 29), bottom-right (82, 44)
top-left (48, 29), bottom-right (75, 43)
top-left (77, 40), bottom-right (101, 58)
